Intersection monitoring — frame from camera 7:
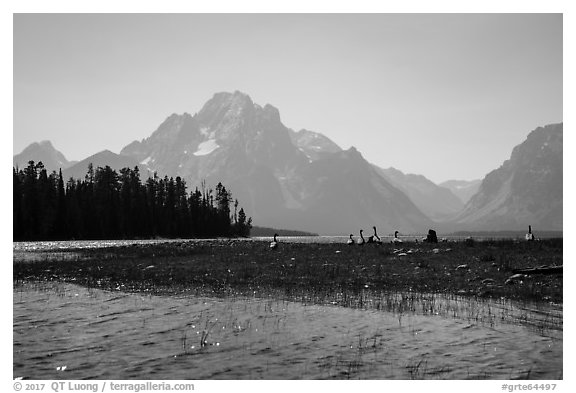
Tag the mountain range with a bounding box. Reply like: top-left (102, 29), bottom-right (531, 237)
top-left (451, 123), bottom-right (563, 231)
top-left (438, 179), bottom-right (482, 205)
top-left (13, 91), bottom-right (563, 234)
top-left (13, 140), bottom-right (74, 172)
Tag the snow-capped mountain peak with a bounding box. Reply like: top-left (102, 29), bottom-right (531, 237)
top-left (117, 91), bottom-right (432, 234)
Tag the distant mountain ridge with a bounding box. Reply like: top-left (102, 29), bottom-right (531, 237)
top-left (287, 126), bottom-right (464, 223)
top-left (13, 92), bottom-right (563, 233)
top-left (451, 123), bottom-right (562, 230)
top-left (373, 166), bottom-right (464, 221)
top-left (439, 179), bottom-right (482, 204)
top-left (118, 91), bottom-right (433, 234)
top-left (289, 128), bottom-right (343, 162)
top-left (62, 150), bottom-right (151, 181)
top-left (13, 140), bottom-right (72, 172)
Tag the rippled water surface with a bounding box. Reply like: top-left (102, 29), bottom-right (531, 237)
top-left (13, 282), bottom-right (562, 380)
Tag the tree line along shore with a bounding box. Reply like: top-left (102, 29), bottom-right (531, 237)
top-left (13, 161), bottom-right (252, 241)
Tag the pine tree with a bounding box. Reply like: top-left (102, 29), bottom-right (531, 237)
top-left (54, 169), bottom-right (67, 239)
top-left (13, 168), bottom-right (23, 239)
top-left (236, 208), bottom-right (252, 237)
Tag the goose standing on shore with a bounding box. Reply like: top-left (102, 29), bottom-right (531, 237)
top-left (367, 226), bottom-right (382, 244)
top-left (525, 225), bottom-right (535, 241)
top-left (357, 230), bottom-right (366, 245)
top-left (270, 233), bottom-right (279, 249)
top-left (347, 234), bottom-right (355, 245)
top-left (392, 231), bottom-right (403, 244)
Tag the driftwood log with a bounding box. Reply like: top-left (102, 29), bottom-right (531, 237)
top-left (512, 265), bottom-right (563, 275)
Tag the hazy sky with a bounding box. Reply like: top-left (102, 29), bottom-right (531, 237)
top-left (13, 13), bottom-right (562, 183)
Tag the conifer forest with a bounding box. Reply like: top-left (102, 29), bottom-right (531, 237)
top-left (13, 161), bottom-right (252, 241)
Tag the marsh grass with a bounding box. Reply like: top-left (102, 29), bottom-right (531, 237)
top-left (14, 238), bottom-right (562, 308)
top-left (13, 238), bottom-right (563, 361)
top-left (14, 276), bottom-right (562, 380)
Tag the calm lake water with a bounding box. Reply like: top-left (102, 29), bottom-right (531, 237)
top-left (13, 281), bottom-right (562, 380)
top-left (12, 234), bottom-right (536, 253)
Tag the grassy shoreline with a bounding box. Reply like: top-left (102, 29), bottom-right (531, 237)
top-left (13, 238), bottom-right (563, 305)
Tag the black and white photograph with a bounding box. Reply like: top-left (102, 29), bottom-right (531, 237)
top-left (7, 2), bottom-right (570, 389)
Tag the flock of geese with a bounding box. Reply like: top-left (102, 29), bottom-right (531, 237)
top-left (345, 227), bottom-right (402, 246)
top-left (270, 225), bottom-right (537, 249)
